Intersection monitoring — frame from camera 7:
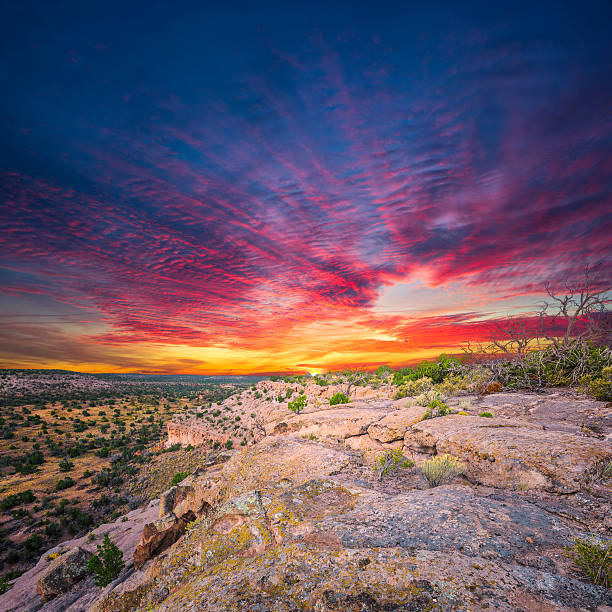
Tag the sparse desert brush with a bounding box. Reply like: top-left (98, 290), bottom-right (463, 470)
top-left (329, 392), bottom-right (349, 406)
top-left (477, 381), bottom-right (503, 395)
top-left (423, 399), bottom-right (450, 419)
top-left (458, 398), bottom-right (472, 411)
top-left (565, 536), bottom-right (611, 587)
top-left (580, 366), bottom-right (612, 402)
top-left (421, 454), bottom-right (466, 487)
top-left (414, 388), bottom-right (441, 407)
top-left (461, 367), bottom-right (496, 393)
top-left (478, 411), bottom-right (494, 418)
top-left (170, 471), bottom-right (189, 486)
top-left (601, 459), bottom-right (612, 480)
top-left (394, 376), bottom-right (434, 399)
top-left (373, 449), bottom-right (414, 481)
top-left (437, 374), bottom-right (468, 396)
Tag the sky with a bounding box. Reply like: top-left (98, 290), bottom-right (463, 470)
top-left (0, 0), bottom-right (611, 374)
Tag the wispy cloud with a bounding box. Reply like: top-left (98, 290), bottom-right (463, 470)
top-left (0, 5), bottom-right (610, 372)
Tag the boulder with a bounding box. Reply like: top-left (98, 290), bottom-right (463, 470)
top-left (36, 546), bottom-right (90, 601)
top-left (133, 513), bottom-right (193, 570)
top-left (159, 484), bottom-right (198, 519)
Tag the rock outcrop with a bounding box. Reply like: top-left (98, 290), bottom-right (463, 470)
top-left (36, 546), bottom-right (90, 601)
top-left (0, 500), bottom-right (159, 612)
top-left (93, 474), bottom-right (612, 611)
top-left (403, 414), bottom-right (611, 492)
top-left (2, 385), bottom-right (611, 612)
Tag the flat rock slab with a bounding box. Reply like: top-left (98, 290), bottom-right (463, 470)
top-left (474, 391), bottom-right (612, 435)
top-left (367, 405), bottom-right (426, 442)
top-left (404, 415), bottom-right (612, 492)
top-left (267, 406), bottom-right (391, 440)
top-left (91, 480), bottom-right (612, 612)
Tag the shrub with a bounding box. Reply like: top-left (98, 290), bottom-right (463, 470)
top-left (56, 477), bottom-right (75, 490)
top-left (59, 458), bottom-right (74, 472)
top-left (580, 366), bottom-right (612, 401)
top-left (374, 449), bottom-right (414, 481)
top-left (437, 374), bottom-right (469, 396)
top-left (0, 576), bottom-right (9, 595)
top-left (394, 376), bottom-right (434, 399)
top-left (601, 460), bottom-right (612, 480)
top-left (170, 471), bottom-right (188, 486)
top-left (479, 411), bottom-right (494, 418)
top-left (565, 536), bottom-right (611, 587)
top-left (87, 533), bottom-right (125, 586)
top-left (423, 399), bottom-right (450, 419)
top-left (329, 392), bottom-right (349, 406)
top-left (288, 394), bottom-right (307, 414)
top-left (458, 398), bottom-right (472, 411)
top-left (421, 454), bottom-right (465, 487)
top-left (414, 388), bottom-right (442, 407)
top-left (0, 490), bottom-right (35, 511)
top-left (395, 355), bottom-right (461, 385)
top-left (477, 381), bottom-right (503, 395)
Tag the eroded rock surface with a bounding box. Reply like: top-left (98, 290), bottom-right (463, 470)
top-left (3, 385), bottom-right (611, 612)
top-left (92, 477), bottom-right (612, 611)
top-left (36, 546), bottom-right (90, 601)
top-left (403, 415), bottom-right (611, 493)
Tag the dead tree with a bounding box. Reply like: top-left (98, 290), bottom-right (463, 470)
top-left (463, 265), bottom-right (611, 389)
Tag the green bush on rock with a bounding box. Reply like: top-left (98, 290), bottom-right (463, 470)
top-left (565, 536), bottom-right (611, 587)
top-left (329, 392), bottom-right (349, 406)
top-left (88, 533), bottom-right (125, 587)
top-left (288, 394), bottom-right (306, 414)
top-left (421, 454), bottom-right (465, 487)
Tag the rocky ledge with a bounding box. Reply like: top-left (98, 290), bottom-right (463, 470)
top-left (1, 386), bottom-right (611, 611)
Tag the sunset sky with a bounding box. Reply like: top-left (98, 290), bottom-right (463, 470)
top-left (1, 1), bottom-right (611, 374)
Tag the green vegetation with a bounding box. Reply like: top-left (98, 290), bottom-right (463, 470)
top-left (288, 394), bottom-right (307, 414)
top-left (0, 575), bottom-right (9, 594)
top-left (479, 411), bottom-right (494, 418)
top-left (580, 365), bottom-right (612, 401)
top-left (374, 449), bottom-right (414, 481)
top-left (565, 536), bottom-right (611, 587)
top-left (87, 533), bottom-right (125, 586)
top-left (421, 454), bottom-right (466, 487)
top-left (423, 399), bottom-right (450, 419)
top-left (0, 490), bottom-right (35, 511)
top-left (170, 471), bottom-right (189, 486)
top-left (55, 476), bottom-right (75, 490)
top-left (393, 354), bottom-right (461, 385)
top-left (329, 392), bottom-right (349, 406)
top-left (0, 370), bottom-right (256, 582)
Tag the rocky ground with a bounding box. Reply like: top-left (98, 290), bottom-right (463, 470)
top-left (1, 380), bottom-right (611, 611)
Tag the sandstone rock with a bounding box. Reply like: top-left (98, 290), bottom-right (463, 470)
top-left (166, 422), bottom-right (228, 448)
top-left (0, 500), bottom-right (158, 612)
top-left (403, 415), bottom-right (612, 492)
top-left (159, 484), bottom-right (199, 519)
top-left (36, 546), bottom-right (90, 601)
top-left (133, 513), bottom-right (193, 570)
top-left (267, 405), bottom-right (390, 440)
top-left (367, 405), bottom-right (425, 442)
top-left (93, 479), bottom-right (612, 611)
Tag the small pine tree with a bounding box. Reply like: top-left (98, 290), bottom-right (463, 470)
top-left (87, 533), bottom-right (125, 586)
